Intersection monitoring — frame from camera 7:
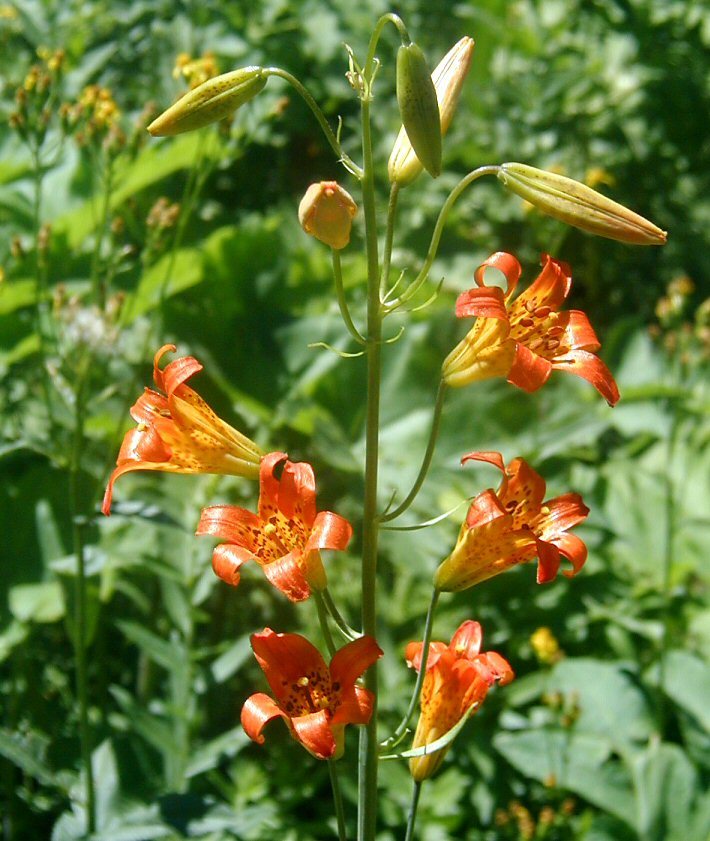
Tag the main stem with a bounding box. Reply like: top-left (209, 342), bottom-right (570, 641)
top-left (357, 89), bottom-right (382, 841)
top-left (69, 363), bottom-right (95, 833)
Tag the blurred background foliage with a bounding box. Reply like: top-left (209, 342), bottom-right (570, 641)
top-left (0, 0), bottom-right (708, 838)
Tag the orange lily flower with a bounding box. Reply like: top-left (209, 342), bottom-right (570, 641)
top-left (196, 452), bottom-right (353, 601)
top-left (442, 252), bottom-right (620, 405)
top-left (241, 628), bottom-right (383, 760)
top-left (102, 344), bottom-right (263, 515)
top-left (435, 451), bottom-right (589, 591)
top-left (406, 620), bottom-right (513, 780)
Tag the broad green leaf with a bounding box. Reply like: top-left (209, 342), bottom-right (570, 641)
top-left (116, 620), bottom-right (182, 671)
top-left (9, 580), bottom-right (64, 623)
top-left (184, 726), bottom-right (249, 778)
top-left (0, 279), bottom-right (36, 315)
top-left (659, 650), bottom-right (710, 732)
top-left (0, 726), bottom-right (63, 789)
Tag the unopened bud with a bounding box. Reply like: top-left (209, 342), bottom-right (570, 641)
top-left (298, 181), bottom-right (357, 250)
top-left (390, 37), bottom-right (474, 186)
top-left (147, 67), bottom-right (267, 136)
top-left (498, 163), bottom-right (667, 245)
top-left (394, 43), bottom-right (441, 179)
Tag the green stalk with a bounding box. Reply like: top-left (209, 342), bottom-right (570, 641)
top-left (322, 588), bottom-right (360, 641)
top-left (388, 166), bottom-right (500, 308)
top-left (357, 35), bottom-right (385, 841)
top-left (263, 68), bottom-right (362, 178)
top-left (383, 588), bottom-right (440, 749)
top-left (315, 591), bottom-right (338, 657)
top-left (328, 758), bottom-right (348, 841)
top-left (379, 182), bottom-right (400, 298)
top-left (381, 381), bottom-right (447, 522)
top-left (404, 780), bottom-right (423, 841)
top-left (331, 250), bottom-right (366, 345)
top-left (69, 357), bottom-right (95, 833)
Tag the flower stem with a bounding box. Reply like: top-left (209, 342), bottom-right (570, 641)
top-left (357, 40), bottom-right (384, 841)
top-left (380, 381), bottom-right (447, 522)
top-left (390, 166), bottom-right (500, 308)
top-left (264, 67), bottom-right (362, 178)
top-left (323, 588), bottom-right (360, 641)
top-left (331, 250), bottom-right (366, 345)
top-left (404, 780), bottom-right (423, 841)
top-left (328, 758), bottom-right (348, 841)
top-left (379, 182), bottom-right (400, 299)
top-left (382, 588), bottom-right (440, 749)
top-left (69, 358), bottom-right (95, 834)
top-left (315, 591), bottom-right (337, 657)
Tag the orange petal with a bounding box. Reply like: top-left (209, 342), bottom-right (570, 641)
top-left (449, 620), bottom-right (482, 659)
top-left (508, 342), bottom-right (553, 392)
top-left (130, 388), bottom-right (169, 424)
top-left (260, 551), bottom-right (312, 602)
top-left (162, 354), bottom-right (204, 398)
top-left (550, 532), bottom-right (588, 577)
top-left (502, 458), bottom-right (547, 513)
top-left (251, 629), bottom-right (328, 700)
top-left (535, 538), bottom-right (561, 583)
top-left (465, 489), bottom-right (507, 528)
top-left (290, 710), bottom-right (337, 759)
top-left (558, 310), bottom-right (601, 353)
top-left (151, 344), bottom-right (177, 392)
top-left (405, 640), bottom-right (449, 672)
top-left (474, 251), bottom-right (522, 298)
top-left (332, 685), bottom-right (375, 727)
top-left (279, 460), bottom-right (317, 525)
top-left (538, 492), bottom-right (589, 536)
top-left (241, 692), bottom-right (286, 744)
top-left (551, 349), bottom-right (620, 406)
top-left (476, 651), bottom-right (515, 685)
top-left (306, 510), bottom-right (353, 553)
top-left (514, 253), bottom-right (571, 311)
top-left (461, 450), bottom-right (506, 472)
top-left (196, 504), bottom-right (261, 550)
top-left (211, 543), bottom-right (254, 586)
top-left (258, 452), bottom-right (289, 520)
top-left (330, 635), bottom-right (383, 688)
top-left (455, 285), bottom-right (508, 320)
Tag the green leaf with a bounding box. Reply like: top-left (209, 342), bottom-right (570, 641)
top-left (659, 650), bottom-right (710, 732)
top-left (184, 726), bottom-right (249, 778)
top-left (0, 279), bottom-right (36, 315)
top-left (9, 581), bottom-right (65, 623)
top-left (0, 726), bottom-right (64, 789)
top-left (116, 620), bottom-right (182, 672)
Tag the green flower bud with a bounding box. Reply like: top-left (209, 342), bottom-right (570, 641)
top-left (498, 163), bottom-right (667, 246)
top-left (390, 37), bottom-right (474, 186)
top-left (147, 67), bottom-right (266, 136)
top-left (395, 43), bottom-right (441, 178)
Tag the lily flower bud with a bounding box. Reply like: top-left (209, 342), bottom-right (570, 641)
top-left (497, 163), bottom-right (667, 245)
top-left (298, 181), bottom-right (357, 250)
top-left (394, 43), bottom-right (442, 179)
top-left (147, 67), bottom-right (267, 136)
top-left (389, 37), bottom-right (474, 187)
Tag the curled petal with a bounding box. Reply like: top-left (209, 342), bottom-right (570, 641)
top-left (306, 510), bottom-right (353, 553)
top-left (461, 450), bottom-right (506, 473)
top-left (405, 641), bottom-right (449, 672)
top-left (196, 505), bottom-right (261, 549)
top-left (552, 349), bottom-right (620, 406)
top-left (279, 460), bottom-right (317, 526)
top-left (515, 253), bottom-right (571, 311)
top-left (474, 251), bottom-right (522, 298)
top-left (502, 458), bottom-right (547, 512)
top-left (161, 353), bottom-right (204, 397)
top-left (130, 388), bottom-right (169, 424)
top-left (449, 620), bottom-right (483, 659)
top-left (508, 343), bottom-right (553, 392)
top-left (476, 651), bottom-right (515, 685)
top-left (559, 310), bottom-right (601, 353)
top-left (535, 538), bottom-right (562, 583)
top-left (290, 710), bottom-right (337, 760)
top-left (455, 286), bottom-right (508, 320)
top-left (211, 543), bottom-right (253, 586)
top-left (330, 635), bottom-right (383, 688)
top-left (151, 344), bottom-right (177, 392)
top-left (551, 532), bottom-right (588, 577)
top-left (332, 685), bottom-right (375, 727)
top-left (539, 492), bottom-right (589, 536)
top-left (258, 452), bottom-right (290, 520)
top-left (241, 692), bottom-right (286, 744)
top-left (260, 551), bottom-right (312, 602)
